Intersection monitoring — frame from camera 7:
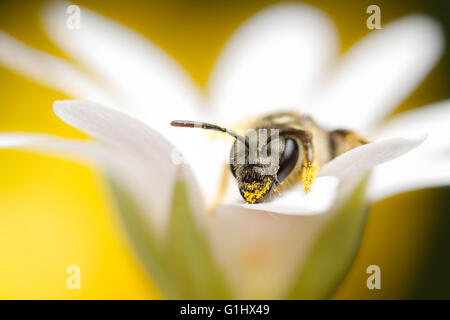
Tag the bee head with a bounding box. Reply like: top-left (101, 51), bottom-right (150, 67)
top-left (230, 131), bottom-right (299, 204)
top-left (171, 120), bottom-right (300, 204)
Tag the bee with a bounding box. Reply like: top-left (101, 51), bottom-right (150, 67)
top-left (171, 111), bottom-right (368, 205)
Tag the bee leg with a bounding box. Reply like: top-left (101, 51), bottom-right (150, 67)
top-left (299, 136), bottom-right (319, 195)
top-left (207, 163), bottom-right (230, 215)
top-left (282, 129), bottom-right (319, 194)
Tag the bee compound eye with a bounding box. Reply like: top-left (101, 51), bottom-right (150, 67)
top-left (277, 138), bottom-right (299, 182)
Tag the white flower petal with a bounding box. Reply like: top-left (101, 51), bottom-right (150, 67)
top-left (0, 133), bottom-right (163, 225)
top-left (376, 100), bottom-right (450, 151)
top-left (208, 2), bottom-right (338, 125)
top-left (205, 176), bottom-right (339, 298)
top-left (0, 133), bottom-right (146, 189)
top-left (311, 15), bottom-right (444, 132)
top-left (0, 31), bottom-right (114, 105)
top-left (367, 101), bottom-right (450, 200)
top-left (0, 132), bottom-right (101, 156)
top-left (218, 176), bottom-right (339, 216)
top-left (206, 200), bottom-right (334, 299)
top-left (0, 133), bottom-right (33, 148)
top-left (42, 1), bottom-right (202, 139)
top-left (368, 150), bottom-right (450, 202)
top-left (175, 132), bottom-right (234, 209)
top-left (53, 100), bottom-right (194, 234)
top-left (319, 136), bottom-right (426, 183)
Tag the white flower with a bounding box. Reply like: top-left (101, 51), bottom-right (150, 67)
top-left (0, 1), bottom-right (448, 299)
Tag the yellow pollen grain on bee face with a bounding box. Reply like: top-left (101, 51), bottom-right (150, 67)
top-left (244, 179), bottom-right (272, 203)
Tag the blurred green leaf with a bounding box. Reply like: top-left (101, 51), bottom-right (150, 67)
top-left (107, 176), bottom-right (231, 299)
top-left (286, 178), bottom-right (370, 299)
top-left (106, 176), bottom-right (179, 298)
top-left (165, 179), bottom-right (232, 299)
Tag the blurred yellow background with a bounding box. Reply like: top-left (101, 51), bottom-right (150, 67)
top-left (0, 0), bottom-right (448, 299)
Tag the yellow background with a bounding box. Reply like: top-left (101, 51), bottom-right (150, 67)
top-left (0, 0), bottom-right (448, 299)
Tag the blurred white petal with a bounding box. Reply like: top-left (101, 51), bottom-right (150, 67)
top-left (208, 2), bottom-right (338, 125)
top-left (0, 31), bottom-right (113, 105)
top-left (44, 1), bottom-right (211, 196)
top-left (368, 150), bottom-right (450, 202)
top-left (0, 132), bottom-right (102, 156)
top-left (42, 0), bottom-right (202, 141)
top-left (368, 101), bottom-right (450, 200)
top-left (206, 201), bottom-right (333, 299)
top-left (206, 176), bottom-right (339, 298)
top-left (319, 136), bottom-right (426, 182)
top-left (172, 130), bottom-right (234, 209)
top-left (0, 132), bottom-right (167, 230)
top-left (0, 133), bottom-right (139, 186)
top-left (311, 15), bottom-right (444, 132)
top-left (376, 100), bottom-right (450, 151)
top-left (218, 176), bottom-right (339, 215)
top-left (53, 100), bottom-right (193, 234)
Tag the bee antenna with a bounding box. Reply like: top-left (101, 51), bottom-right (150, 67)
top-left (170, 120), bottom-right (248, 147)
